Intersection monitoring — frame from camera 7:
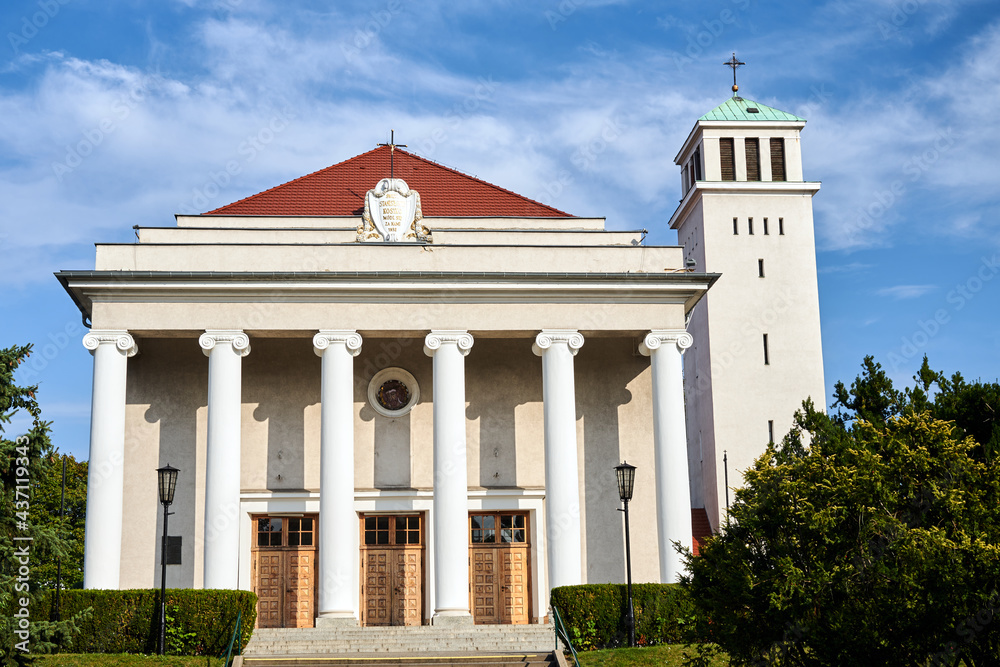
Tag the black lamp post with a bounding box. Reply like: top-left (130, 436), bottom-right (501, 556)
top-left (156, 464), bottom-right (179, 656)
top-left (615, 461), bottom-right (636, 648)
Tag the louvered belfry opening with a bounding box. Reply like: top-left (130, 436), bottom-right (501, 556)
top-left (745, 138), bottom-right (760, 181)
top-left (720, 138), bottom-right (736, 181)
top-left (770, 138), bottom-right (786, 181)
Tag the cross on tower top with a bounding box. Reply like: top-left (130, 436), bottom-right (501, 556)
top-left (724, 53), bottom-right (746, 97)
top-left (378, 130), bottom-right (408, 180)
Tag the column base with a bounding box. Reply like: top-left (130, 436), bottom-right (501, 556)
top-left (315, 614), bottom-right (359, 628)
top-left (431, 612), bottom-right (474, 627)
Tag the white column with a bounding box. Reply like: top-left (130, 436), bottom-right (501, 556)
top-left (313, 330), bottom-right (362, 625)
top-left (640, 330), bottom-right (694, 582)
top-left (199, 330), bottom-right (250, 589)
top-left (424, 330), bottom-right (474, 625)
top-left (82, 330), bottom-right (137, 589)
top-left (532, 330), bottom-right (584, 589)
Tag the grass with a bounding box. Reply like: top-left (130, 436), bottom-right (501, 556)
top-left (35, 656), bottom-right (230, 667)
top-left (575, 644), bottom-right (729, 667)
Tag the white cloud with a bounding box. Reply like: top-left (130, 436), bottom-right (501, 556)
top-left (2, 5), bottom-right (999, 290)
top-left (876, 284), bottom-right (938, 299)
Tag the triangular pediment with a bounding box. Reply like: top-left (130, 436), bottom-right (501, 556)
top-left (206, 146), bottom-right (571, 218)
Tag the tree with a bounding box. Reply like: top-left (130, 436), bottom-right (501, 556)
top-left (682, 358), bottom-right (1000, 666)
top-left (32, 454), bottom-right (87, 590)
top-left (0, 344), bottom-right (87, 665)
top-left (831, 355), bottom-right (1000, 461)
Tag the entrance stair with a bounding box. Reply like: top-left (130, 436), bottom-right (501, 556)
top-left (240, 653), bottom-right (557, 667)
top-left (242, 623), bottom-right (557, 658)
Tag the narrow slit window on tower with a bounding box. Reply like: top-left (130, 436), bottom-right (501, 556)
top-left (779, 217), bottom-right (785, 235)
top-left (763, 217), bottom-right (769, 235)
top-left (720, 138), bottom-right (736, 181)
top-left (745, 138), bottom-right (760, 181)
top-left (748, 217), bottom-right (754, 235)
top-left (768, 420), bottom-right (775, 443)
top-left (758, 258), bottom-right (765, 277)
top-left (733, 217), bottom-right (739, 235)
top-left (693, 148), bottom-right (702, 180)
top-left (763, 334), bottom-right (770, 365)
top-left (770, 138), bottom-right (786, 181)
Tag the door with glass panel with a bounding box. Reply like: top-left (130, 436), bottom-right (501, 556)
top-left (360, 514), bottom-right (424, 626)
top-left (469, 512), bottom-right (530, 625)
top-left (250, 515), bottom-right (318, 628)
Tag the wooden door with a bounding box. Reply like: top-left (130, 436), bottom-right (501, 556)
top-left (360, 515), bottom-right (424, 626)
top-left (285, 550), bottom-right (316, 628)
top-left (500, 547), bottom-right (529, 624)
top-left (394, 548), bottom-right (423, 626)
top-left (471, 548), bottom-right (499, 624)
top-left (254, 552), bottom-right (283, 628)
top-left (363, 549), bottom-right (393, 626)
top-left (251, 515), bottom-right (318, 629)
top-left (469, 512), bottom-right (530, 625)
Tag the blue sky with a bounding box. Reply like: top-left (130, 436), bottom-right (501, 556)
top-left (1, 0), bottom-right (998, 461)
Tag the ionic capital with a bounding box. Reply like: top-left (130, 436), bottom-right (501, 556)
top-left (532, 330), bottom-right (584, 357)
top-left (82, 330), bottom-right (138, 357)
top-left (199, 330), bottom-right (251, 357)
top-left (313, 330), bottom-right (363, 357)
top-left (423, 330), bottom-right (474, 357)
top-left (639, 330), bottom-right (693, 356)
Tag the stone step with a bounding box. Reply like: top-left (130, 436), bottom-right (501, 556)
top-left (242, 656), bottom-right (554, 667)
top-left (242, 622), bottom-right (557, 657)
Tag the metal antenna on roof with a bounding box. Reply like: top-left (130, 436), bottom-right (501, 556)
top-left (724, 53), bottom-right (746, 97)
top-left (378, 130), bottom-right (407, 180)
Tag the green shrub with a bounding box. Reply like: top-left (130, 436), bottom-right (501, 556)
top-left (551, 583), bottom-right (694, 649)
top-left (36, 589), bottom-right (256, 656)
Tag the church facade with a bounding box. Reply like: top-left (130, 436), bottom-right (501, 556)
top-left (58, 94), bottom-right (824, 629)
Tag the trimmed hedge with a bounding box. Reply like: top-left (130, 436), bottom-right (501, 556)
top-left (37, 589), bottom-right (257, 656)
top-left (551, 583), bottom-right (694, 650)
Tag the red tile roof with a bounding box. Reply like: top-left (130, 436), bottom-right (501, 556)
top-left (205, 146), bottom-right (572, 218)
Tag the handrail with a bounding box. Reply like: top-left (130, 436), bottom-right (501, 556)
top-left (551, 605), bottom-right (581, 667)
top-left (220, 609), bottom-right (242, 667)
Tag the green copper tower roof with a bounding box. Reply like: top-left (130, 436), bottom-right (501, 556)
top-left (699, 97), bottom-right (805, 122)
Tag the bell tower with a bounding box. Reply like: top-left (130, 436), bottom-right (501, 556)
top-left (668, 81), bottom-right (826, 531)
